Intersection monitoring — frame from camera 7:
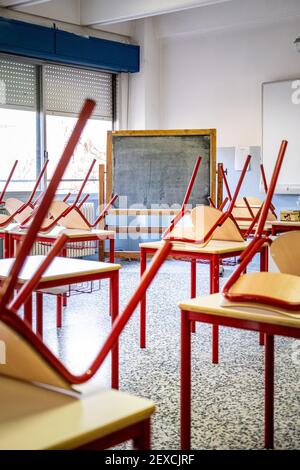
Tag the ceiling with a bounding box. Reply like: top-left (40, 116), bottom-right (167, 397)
top-left (0, 0), bottom-right (234, 26)
top-left (1, 0), bottom-right (299, 39)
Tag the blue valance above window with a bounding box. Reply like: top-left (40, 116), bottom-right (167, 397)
top-left (0, 17), bottom-right (140, 73)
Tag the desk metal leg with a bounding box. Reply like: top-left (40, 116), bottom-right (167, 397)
top-left (109, 238), bottom-right (115, 263)
top-left (36, 292), bottom-right (43, 338)
top-left (190, 260), bottom-right (196, 333)
top-left (134, 419), bottom-right (151, 450)
top-left (109, 238), bottom-right (115, 317)
top-left (111, 270), bottom-right (119, 389)
top-left (265, 334), bottom-right (274, 449)
top-left (56, 294), bottom-right (63, 328)
top-left (9, 234), bottom-right (13, 257)
top-left (181, 310), bottom-right (192, 450)
top-left (24, 295), bottom-right (33, 327)
top-left (62, 247), bottom-right (68, 308)
top-left (259, 247), bottom-right (269, 346)
top-left (210, 254), bottom-right (220, 364)
top-left (4, 233), bottom-right (10, 258)
top-left (14, 239), bottom-right (21, 257)
top-left (140, 248), bottom-right (147, 348)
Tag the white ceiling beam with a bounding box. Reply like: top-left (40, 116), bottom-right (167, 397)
top-left (80, 0), bottom-right (233, 26)
top-left (0, 0), bottom-right (51, 7)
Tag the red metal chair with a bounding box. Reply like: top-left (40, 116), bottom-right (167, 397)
top-left (19, 158), bottom-right (95, 231)
top-left (220, 158), bottom-right (276, 226)
top-left (221, 141), bottom-right (300, 312)
top-left (162, 155), bottom-right (250, 246)
top-left (0, 98), bottom-right (172, 392)
top-left (2, 160), bottom-right (49, 227)
top-left (20, 158), bottom-right (118, 232)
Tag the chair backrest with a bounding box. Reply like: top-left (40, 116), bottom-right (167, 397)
top-left (5, 198), bottom-right (33, 223)
top-left (0, 312), bottom-right (71, 390)
top-left (49, 200), bottom-right (91, 230)
top-left (168, 205), bottom-right (244, 243)
top-left (271, 231), bottom-right (300, 276)
top-left (0, 160), bottom-right (18, 204)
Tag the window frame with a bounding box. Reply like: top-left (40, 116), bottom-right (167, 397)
top-left (0, 52), bottom-right (117, 195)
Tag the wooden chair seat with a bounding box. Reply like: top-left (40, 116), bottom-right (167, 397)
top-left (225, 272), bottom-right (300, 310)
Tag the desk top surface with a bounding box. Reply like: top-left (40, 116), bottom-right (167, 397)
top-left (237, 220), bottom-right (272, 230)
top-left (2, 225), bottom-right (115, 239)
top-left (140, 239), bottom-right (250, 254)
top-left (0, 376), bottom-right (155, 450)
top-left (0, 256), bottom-right (121, 283)
top-left (271, 220), bottom-right (300, 227)
top-left (179, 293), bottom-right (300, 328)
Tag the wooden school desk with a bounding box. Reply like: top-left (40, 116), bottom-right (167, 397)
top-left (5, 225), bottom-right (116, 262)
top-left (139, 240), bottom-right (269, 361)
top-left (0, 256), bottom-right (120, 388)
top-left (271, 220), bottom-right (300, 236)
top-left (0, 376), bottom-right (155, 450)
top-left (179, 293), bottom-right (300, 450)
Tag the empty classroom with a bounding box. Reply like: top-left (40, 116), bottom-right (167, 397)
top-left (0, 0), bottom-right (299, 459)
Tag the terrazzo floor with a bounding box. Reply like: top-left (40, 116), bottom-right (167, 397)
top-left (28, 257), bottom-right (300, 450)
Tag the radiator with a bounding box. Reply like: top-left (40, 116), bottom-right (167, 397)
top-left (31, 203), bottom-right (96, 258)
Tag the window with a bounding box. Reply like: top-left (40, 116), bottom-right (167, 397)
top-left (0, 58), bottom-right (38, 191)
top-left (44, 65), bottom-right (113, 193)
top-left (0, 56), bottom-right (115, 194)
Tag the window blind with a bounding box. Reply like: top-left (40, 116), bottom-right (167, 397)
top-left (44, 64), bottom-right (113, 120)
top-left (0, 57), bottom-right (37, 110)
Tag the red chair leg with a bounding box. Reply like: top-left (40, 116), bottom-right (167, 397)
top-left (140, 248), bottom-right (147, 348)
top-left (180, 310), bottom-right (192, 450)
top-left (210, 254), bottom-right (220, 364)
top-left (36, 292), bottom-right (43, 338)
top-left (56, 294), bottom-right (63, 328)
top-left (190, 259), bottom-right (196, 333)
top-left (265, 334), bottom-right (274, 449)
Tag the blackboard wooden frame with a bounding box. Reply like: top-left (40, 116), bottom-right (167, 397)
top-left (106, 129), bottom-right (217, 211)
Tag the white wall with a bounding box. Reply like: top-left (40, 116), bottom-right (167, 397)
top-left (159, 17), bottom-right (300, 146)
top-left (128, 18), bottom-right (160, 129)
top-left (127, 0), bottom-right (300, 149)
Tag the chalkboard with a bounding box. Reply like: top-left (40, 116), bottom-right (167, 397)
top-left (106, 130), bottom-right (216, 209)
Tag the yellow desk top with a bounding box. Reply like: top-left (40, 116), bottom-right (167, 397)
top-left (178, 293), bottom-right (300, 328)
top-left (0, 376), bottom-right (155, 450)
top-left (5, 225), bottom-right (116, 240)
top-left (271, 220), bottom-right (300, 227)
top-left (0, 223), bottom-right (18, 235)
top-left (0, 256), bottom-right (121, 284)
top-left (140, 239), bottom-right (249, 254)
top-left (237, 220), bottom-right (272, 230)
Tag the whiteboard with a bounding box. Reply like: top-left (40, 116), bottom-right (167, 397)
top-left (262, 79), bottom-right (300, 194)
